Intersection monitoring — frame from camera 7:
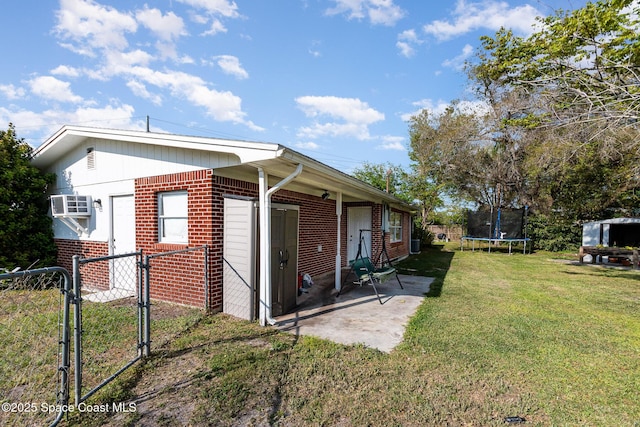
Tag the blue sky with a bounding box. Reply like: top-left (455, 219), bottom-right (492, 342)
top-left (1, 0), bottom-right (586, 172)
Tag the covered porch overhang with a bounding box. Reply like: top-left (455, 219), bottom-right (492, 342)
top-left (214, 150), bottom-right (413, 327)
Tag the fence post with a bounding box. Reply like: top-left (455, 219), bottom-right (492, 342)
top-left (72, 255), bottom-right (82, 405)
top-left (142, 254), bottom-right (151, 357)
top-left (58, 269), bottom-right (72, 413)
top-left (204, 245), bottom-right (209, 311)
top-left (137, 251), bottom-right (144, 357)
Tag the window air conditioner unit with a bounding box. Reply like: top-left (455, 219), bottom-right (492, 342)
top-left (51, 195), bottom-right (92, 217)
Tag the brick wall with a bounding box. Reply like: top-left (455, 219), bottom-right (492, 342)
top-left (135, 170), bottom-right (215, 309)
top-left (388, 209), bottom-right (411, 261)
top-left (55, 238), bottom-right (110, 290)
top-left (56, 168), bottom-right (411, 312)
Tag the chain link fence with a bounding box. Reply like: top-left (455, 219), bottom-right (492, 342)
top-left (74, 246), bottom-right (209, 404)
top-left (0, 268), bottom-right (71, 427)
top-left (74, 251), bottom-right (145, 404)
top-left (0, 246), bottom-right (209, 425)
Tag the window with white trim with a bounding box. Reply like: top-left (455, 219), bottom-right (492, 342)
top-left (158, 191), bottom-right (188, 243)
top-left (389, 211), bottom-right (402, 243)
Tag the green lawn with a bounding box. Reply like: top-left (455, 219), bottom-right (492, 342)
top-left (398, 245), bottom-right (640, 425)
top-left (4, 244), bottom-right (640, 426)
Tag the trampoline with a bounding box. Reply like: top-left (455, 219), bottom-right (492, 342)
top-left (460, 236), bottom-right (531, 254)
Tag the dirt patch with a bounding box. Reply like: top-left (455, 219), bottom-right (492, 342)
top-left (104, 350), bottom-right (208, 426)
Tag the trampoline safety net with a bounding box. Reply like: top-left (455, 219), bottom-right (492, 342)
top-left (467, 207), bottom-right (526, 239)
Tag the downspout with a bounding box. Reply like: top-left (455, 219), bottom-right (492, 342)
top-left (335, 192), bottom-right (342, 291)
top-left (258, 164), bottom-right (303, 326)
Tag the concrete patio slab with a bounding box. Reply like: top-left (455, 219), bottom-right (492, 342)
top-left (275, 274), bottom-right (433, 353)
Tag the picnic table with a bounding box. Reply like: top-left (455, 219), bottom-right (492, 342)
top-left (579, 246), bottom-right (639, 269)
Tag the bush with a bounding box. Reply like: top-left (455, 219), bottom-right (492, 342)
top-left (0, 124), bottom-right (57, 270)
top-left (527, 213), bottom-right (581, 252)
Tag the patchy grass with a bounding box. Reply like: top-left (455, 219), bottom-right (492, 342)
top-left (0, 288), bottom-right (63, 427)
top-left (0, 288), bottom-right (202, 427)
top-left (4, 245), bottom-right (640, 426)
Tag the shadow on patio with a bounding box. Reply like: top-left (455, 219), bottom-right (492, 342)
top-left (275, 272), bottom-right (433, 353)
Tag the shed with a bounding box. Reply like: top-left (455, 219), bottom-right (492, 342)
top-left (582, 218), bottom-right (640, 247)
top-left (31, 125), bottom-right (414, 326)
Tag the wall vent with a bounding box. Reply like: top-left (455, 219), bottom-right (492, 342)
top-left (87, 147), bottom-right (95, 169)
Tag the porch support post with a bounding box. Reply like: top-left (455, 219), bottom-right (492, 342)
top-left (335, 192), bottom-right (343, 290)
top-left (258, 164), bottom-right (303, 327)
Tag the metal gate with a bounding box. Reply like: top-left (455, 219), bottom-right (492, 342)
top-left (72, 246), bottom-right (208, 404)
top-left (1, 245), bottom-right (208, 424)
top-left (73, 251), bottom-right (147, 405)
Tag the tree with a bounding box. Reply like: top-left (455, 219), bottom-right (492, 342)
top-left (0, 124), bottom-right (57, 270)
top-left (352, 162), bottom-right (411, 202)
top-left (352, 161), bottom-right (442, 237)
top-left (476, 0), bottom-right (640, 133)
top-left (472, 0), bottom-right (640, 220)
top-left (408, 95), bottom-right (532, 214)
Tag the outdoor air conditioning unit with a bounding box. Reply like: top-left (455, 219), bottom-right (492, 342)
top-left (51, 195), bottom-right (92, 217)
top-left (50, 195), bottom-right (93, 236)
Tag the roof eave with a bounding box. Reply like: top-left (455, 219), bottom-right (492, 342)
top-left (32, 125), bottom-right (283, 168)
top-left (276, 147), bottom-right (413, 210)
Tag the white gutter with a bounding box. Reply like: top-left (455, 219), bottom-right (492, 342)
top-left (258, 164), bottom-right (303, 326)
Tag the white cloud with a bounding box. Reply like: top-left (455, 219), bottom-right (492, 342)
top-left (136, 7), bottom-right (186, 42)
top-left (442, 43), bottom-right (474, 70)
top-left (136, 6), bottom-right (187, 59)
top-left (213, 55), bottom-right (249, 79)
top-left (126, 67), bottom-right (262, 130)
top-left (50, 65), bottom-right (81, 78)
top-left (423, 0), bottom-right (541, 41)
top-left (295, 96), bottom-right (384, 140)
top-left (378, 135), bottom-right (405, 151)
top-left (50, 1), bottom-right (257, 130)
top-left (177, 0), bottom-right (241, 35)
top-left (397, 29), bottom-right (422, 58)
top-left (54, 0), bottom-right (137, 56)
top-left (401, 98), bottom-right (492, 122)
top-left (177, 0), bottom-right (240, 18)
top-left (0, 84), bottom-right (26, 100)
top-left (100, 50), bottom-right (154, 77)
top-left (126, 80), bottom-right (163, 105)
top-left (294, 141), bottom-right (320, 150)
top-left (55, 1), bottom-right (188, 61)
top-left (202, 19), bottom-right (228, 36)
top-left (308, 40), bottom-right (322, 58)
top-left (0, 103), bottom-right (141, 147)
top-left (28, 76), bottom-right (84, 104)
top-left (401, 98), bottom-right (450, 122)
top-left (297, 96), bottom-right (384, 124)
top-left (326, 0), bottom-right (405, 26)
top-left (62, 104), bottom-right (140, 128)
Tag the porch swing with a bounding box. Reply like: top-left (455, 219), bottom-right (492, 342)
top-left (338, 229), bottom-right (403, 304)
